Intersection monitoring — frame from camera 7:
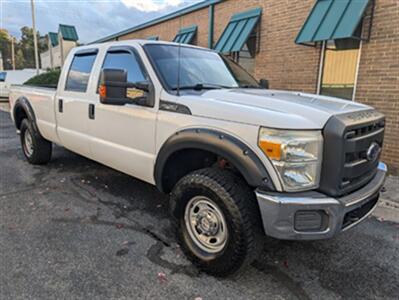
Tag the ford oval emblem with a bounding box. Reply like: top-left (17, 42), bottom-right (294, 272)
top-left (366, 142), bottom-right (381, 162)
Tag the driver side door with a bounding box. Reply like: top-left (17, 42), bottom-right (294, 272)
top-left (88, 46), bottom-right (157, 184)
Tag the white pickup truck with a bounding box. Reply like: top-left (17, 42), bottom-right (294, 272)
top-left (9, 40), bottom-right (386, 276)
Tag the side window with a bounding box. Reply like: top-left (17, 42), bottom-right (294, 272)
top-left (102, 51), bottom-right (146, 83)
top-left (101, 51), bottom-right (147, 100)
top-left (65, 53), bottom-right (97, 92)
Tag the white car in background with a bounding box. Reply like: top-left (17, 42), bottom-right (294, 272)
top-left (0, 69), bottom-right (42, 99)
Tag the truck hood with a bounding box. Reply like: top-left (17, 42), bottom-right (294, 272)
top-left (181, 89), bottom-right (373, 129)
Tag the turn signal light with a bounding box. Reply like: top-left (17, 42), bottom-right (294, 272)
top-left (259, 140), bottom-right (281, 160)
top-left (99, 85), bottom-right (107, 98)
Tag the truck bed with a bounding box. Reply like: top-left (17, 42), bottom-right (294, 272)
top-left (9, 84), bottom-right (58, 144)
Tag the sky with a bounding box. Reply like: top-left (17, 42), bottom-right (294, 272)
top-left (1, 0), bottom-right (202, 43)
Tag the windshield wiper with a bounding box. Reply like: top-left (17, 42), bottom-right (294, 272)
top-left (171, 83), bottom-right (234, 91)
top-left (239, 84), bottom-right (262, 89)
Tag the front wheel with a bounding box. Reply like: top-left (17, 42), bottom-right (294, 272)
top-left (20, 119), bottom-right (52, 164)
top-left (170, 168), bottom-right (262, 276)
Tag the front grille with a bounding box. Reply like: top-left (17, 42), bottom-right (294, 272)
top-left (319, 110), bottom-right (385, 197)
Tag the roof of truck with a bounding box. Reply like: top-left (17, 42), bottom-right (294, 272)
top-left (82, 39), bottom-right (212, 52)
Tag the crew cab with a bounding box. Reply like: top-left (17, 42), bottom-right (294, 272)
top-left (9, 40), bottom-right (386, 276)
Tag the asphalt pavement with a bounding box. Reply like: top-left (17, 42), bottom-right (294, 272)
top-left (1, 108), bottom-right (398, 300)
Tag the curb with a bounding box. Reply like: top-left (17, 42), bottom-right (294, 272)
top-left (373, 199), bottom-right (399, 223)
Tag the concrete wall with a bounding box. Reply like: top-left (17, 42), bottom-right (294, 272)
top-left (40, 40), bottom-right (77, 69)
top-left (40, 51), bottom-right (51, 70)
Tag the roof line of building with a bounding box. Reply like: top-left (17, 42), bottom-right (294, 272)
top-left (90, 0), bottom-right (222, 44)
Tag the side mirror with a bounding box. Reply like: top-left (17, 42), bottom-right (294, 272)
top-left (133, 81), bottom-right (149, 93)
top-left (259, 79), bottom-right (269, 89)
top-left (99, 68), bottom-right (150, 105)
top-left (99, 68), bottom-right (129, 105)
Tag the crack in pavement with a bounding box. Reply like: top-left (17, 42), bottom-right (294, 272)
top-left (70, 177), bottom-right (136, 218)
top-left (146, 241), bottom-right (200, 277)
top-left (0, 186), bottom-right (46, 198)
top-left (50, 215), bottom-right (199, 277)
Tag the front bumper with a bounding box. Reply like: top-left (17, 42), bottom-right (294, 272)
top-left (256, 162), bottom-right (387, 240)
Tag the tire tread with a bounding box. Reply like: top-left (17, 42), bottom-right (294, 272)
top-left (20, 119), bottom-right (52, 165)
top-left (171, 167), bottom-right (262, 276)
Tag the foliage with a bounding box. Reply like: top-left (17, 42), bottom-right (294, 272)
top-left (0, 27), bottom-right (47, 70)
top-left (24, 69), bottom-right (61, 87)
top-left (15, 49), bottom-right (26, 69)
top-left (0, 29), bottom-right (12, 69)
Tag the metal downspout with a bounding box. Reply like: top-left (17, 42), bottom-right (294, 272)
top-left (208, 4), bottom-right (215, 49)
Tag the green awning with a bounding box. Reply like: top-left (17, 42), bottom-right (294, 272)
top-left (214, 7), bottom-right (262, 53)
top-left (48, 32), bottom-right (58, 47)
top-left (147, 35), bottom-right (159, 41)
top-left (173, 25), bottom-right (197, 44)
top-left (296, 0), bottom-right (370, 44)
top-left (59, 24), bottom-right (79, 41)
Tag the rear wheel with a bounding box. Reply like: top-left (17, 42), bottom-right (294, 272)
top-left (170, 168), bottom-right (262, 276)
top-left (20, 119), bottom-right (52, 164)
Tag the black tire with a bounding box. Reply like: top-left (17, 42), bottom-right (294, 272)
top-left (170, 168), bottom-right (262, 276)
top-left (20, 118), bottom-right (52, 164)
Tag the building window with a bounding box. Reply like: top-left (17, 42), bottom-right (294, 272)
top-left (320, 39), bottom-right (361, 100)
top-left (173, 25), bottom-right (197, 45)
top-left (233, 26), bottom-right (259, 74)
top-left (214, 8), bottom-right (262, 74)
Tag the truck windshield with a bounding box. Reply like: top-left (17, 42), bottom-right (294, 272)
top-left (144, 44), bottom-right (260, 91)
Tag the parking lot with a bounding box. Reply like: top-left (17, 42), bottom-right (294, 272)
top-left (0, 107), bottom-right (398, 300)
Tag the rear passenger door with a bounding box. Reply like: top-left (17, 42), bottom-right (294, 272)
top-left (56, 49), bottom-right (98, 157)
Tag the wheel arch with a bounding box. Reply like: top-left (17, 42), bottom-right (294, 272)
top-left (13, 97), bottom-right (39, 133)
top-left (154, 128), bottom-right (275, 193)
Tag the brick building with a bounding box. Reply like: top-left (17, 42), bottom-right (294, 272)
top-left (93, 0), bottom-right (399, 174)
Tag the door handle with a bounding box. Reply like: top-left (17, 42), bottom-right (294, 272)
top-left (88, 103), bottom-right (95, 120)
top-left (58, 99), bottom-right (63, 113)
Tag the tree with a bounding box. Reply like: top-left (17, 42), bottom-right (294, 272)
top-left (15, 49), bottom-right (25, 69)
top-left (19, 26), bottom-right (36, 68)
top-left (0, 27), bottom-right (46, 70)
top-left (0, 29), bottom-right (12, 69)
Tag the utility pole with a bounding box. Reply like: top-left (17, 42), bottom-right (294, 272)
top-left (11, 37), bottom-right (16, 70)
top-left (31, 0), bottom-right (40, 74)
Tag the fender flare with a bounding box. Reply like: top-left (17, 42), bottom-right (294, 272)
top-left (13, 97), bottom-right (40, 133)
top-left (154, 128), bottom-right (275, 192)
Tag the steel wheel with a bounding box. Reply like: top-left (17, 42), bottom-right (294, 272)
top-left (23, 128), bottom-right (34, 157)
top-left (184, 196), bottom-right (228, 253)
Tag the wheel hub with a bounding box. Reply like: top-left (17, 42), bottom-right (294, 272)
top-left (184, 196), bottom-right (228, 253)
top-left (24, 129), bottom-right (34, 157)
top-left (197, 212), bottom-right (219, 235)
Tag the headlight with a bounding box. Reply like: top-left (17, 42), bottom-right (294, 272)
top-left (258, 128), bottom-right (323, 191)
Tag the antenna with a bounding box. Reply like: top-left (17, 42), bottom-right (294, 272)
top-left (176, 15), bottom-right (182, 96)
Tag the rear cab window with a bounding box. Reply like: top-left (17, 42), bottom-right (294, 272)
top-left (65, 51), bottom-right (97, 92)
